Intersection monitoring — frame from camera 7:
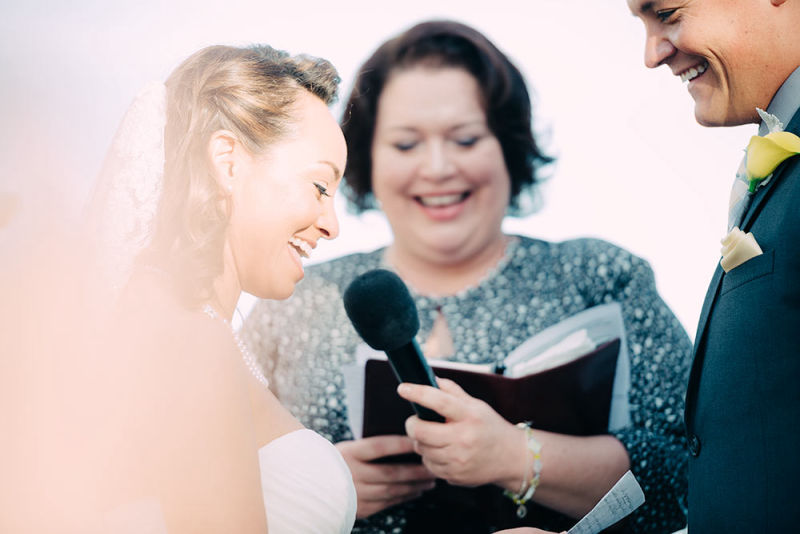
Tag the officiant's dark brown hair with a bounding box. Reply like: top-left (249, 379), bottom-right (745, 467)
top-left (340, 19), bottom-right (553, 214)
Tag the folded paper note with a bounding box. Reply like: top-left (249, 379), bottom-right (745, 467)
top-left (568, 470), bottom-right (645, 534)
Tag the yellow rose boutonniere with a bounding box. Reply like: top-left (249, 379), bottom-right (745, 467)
top-left (744, 109), bottom-right (800, 193)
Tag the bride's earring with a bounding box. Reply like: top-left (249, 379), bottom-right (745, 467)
top-left (227, 163), bottom-right (235, 187)
top-left (224, 171), bottom-right (234, 213)
top-left (221, 184), bottom-right (233, 218)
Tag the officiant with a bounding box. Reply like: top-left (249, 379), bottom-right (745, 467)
top-left (242, 19), bottom-right (692, 533)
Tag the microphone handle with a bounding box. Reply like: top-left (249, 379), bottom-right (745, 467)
top-left (385, 340), bottom-right (445, 422)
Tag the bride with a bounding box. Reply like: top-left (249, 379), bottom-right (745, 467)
top-left (17, 44), bottom-right (355, 533)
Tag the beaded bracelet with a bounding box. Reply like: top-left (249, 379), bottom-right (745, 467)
top-left (503, 422), bottom-right (542, 519)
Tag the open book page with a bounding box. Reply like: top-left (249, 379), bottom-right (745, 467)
top-left (341, 343), bottom-right (379, 440)
top-left (508, 328), bottom-right (596, 377)
top-left (568, 470), bottom-right (645, 534)
top-left (425, 358), bottom-right (493, 373)
top-left (503, 303), bottom-right (630, 431)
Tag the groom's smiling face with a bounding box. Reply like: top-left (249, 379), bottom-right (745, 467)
top-left (627, 0), bottom-right (785, 127)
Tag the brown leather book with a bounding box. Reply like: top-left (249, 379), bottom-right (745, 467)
top-left (361, 338), bottom-right (623, 531)
top-left (362, 338), bottom-right (620, 438)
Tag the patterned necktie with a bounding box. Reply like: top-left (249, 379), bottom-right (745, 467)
top-left (728, 108), bottom-right (786, 231)
top-left (727, 151), bottom-right (752, 232)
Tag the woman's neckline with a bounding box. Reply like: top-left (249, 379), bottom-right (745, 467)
top-left (380, 235), bottom-right (520, 300)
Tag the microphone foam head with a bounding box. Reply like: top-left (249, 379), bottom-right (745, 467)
top-left (343, 269), bottom-right (419, 351)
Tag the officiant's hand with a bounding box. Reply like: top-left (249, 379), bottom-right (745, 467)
top-left (398, 378), bottom-right (528, 491)
top-left (336, 436), bottom-right (436, 518)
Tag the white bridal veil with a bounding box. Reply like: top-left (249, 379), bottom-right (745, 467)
top-left (86, 81), bottom-right (166, 297)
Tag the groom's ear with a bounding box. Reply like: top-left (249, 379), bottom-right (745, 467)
top-left (208, 130), bottom-right (240, 192)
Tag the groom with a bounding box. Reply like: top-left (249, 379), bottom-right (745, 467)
top-left (627, 0), bottom-right (800, 532)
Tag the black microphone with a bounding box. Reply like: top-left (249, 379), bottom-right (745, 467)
top-left (343, 269), bottom-right (444, 423)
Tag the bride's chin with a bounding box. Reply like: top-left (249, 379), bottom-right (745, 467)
top-left (249, 279), bottom-right (298, 301)
top-left (270, 287), bottom-right (296, 301)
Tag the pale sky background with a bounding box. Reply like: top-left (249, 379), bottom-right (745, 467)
top-left (1, 0), bottom-right (755, 337)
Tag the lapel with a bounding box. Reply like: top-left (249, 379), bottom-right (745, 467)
top-left (684, 264), bottom-right (723, 428)
top-left (685, 108), bottom-right (800, 426)
top-left (691, 266), bottom-right (723, 362)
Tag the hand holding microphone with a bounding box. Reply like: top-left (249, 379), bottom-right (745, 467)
top-left (343, 269), bottom-right (444, 423)
top-left (344, 270), bottom-right (528, 489)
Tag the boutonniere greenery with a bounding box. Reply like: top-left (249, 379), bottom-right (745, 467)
top-left (744, 108), bottom-right (800, 193)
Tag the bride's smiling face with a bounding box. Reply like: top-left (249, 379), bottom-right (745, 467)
top-left (224, 91), bottom-right (346, 300)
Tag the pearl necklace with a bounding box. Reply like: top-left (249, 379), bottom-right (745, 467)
top-left (202, 304), bottom-right (269, 388)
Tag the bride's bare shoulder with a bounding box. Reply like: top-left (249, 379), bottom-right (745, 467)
top-left (108, 277), bottom-right (247, 400)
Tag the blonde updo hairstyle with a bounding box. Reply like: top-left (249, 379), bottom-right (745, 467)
top-left (144, 44), bottom-right (340, 308)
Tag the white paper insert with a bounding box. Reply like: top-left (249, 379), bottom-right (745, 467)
top-left (568, 470), bottom-right (645, 534)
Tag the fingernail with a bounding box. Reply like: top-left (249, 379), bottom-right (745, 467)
top-left (397, 383), bottom-right (409, 395)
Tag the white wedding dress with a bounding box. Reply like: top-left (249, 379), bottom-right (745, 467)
top-left (90, 83), bottom-right (356, 534)
top-left (101, 431), bottom-right (356, 534)
top-left (259, 429), bottom-right (357, 533)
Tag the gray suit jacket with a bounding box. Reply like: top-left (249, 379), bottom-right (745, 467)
top-left (685, 107), bottom-right (800, 533)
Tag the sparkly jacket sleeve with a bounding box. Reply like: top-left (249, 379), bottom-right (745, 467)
top-left (568, 239), bottom-right (691, 533)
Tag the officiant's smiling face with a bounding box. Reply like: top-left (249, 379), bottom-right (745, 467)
top-left (370, 66), bottom-right (511, 266)
top-left (223, 91), bottom-right (345, 300)
top-left (628, 0), bottom-right (785, 126)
